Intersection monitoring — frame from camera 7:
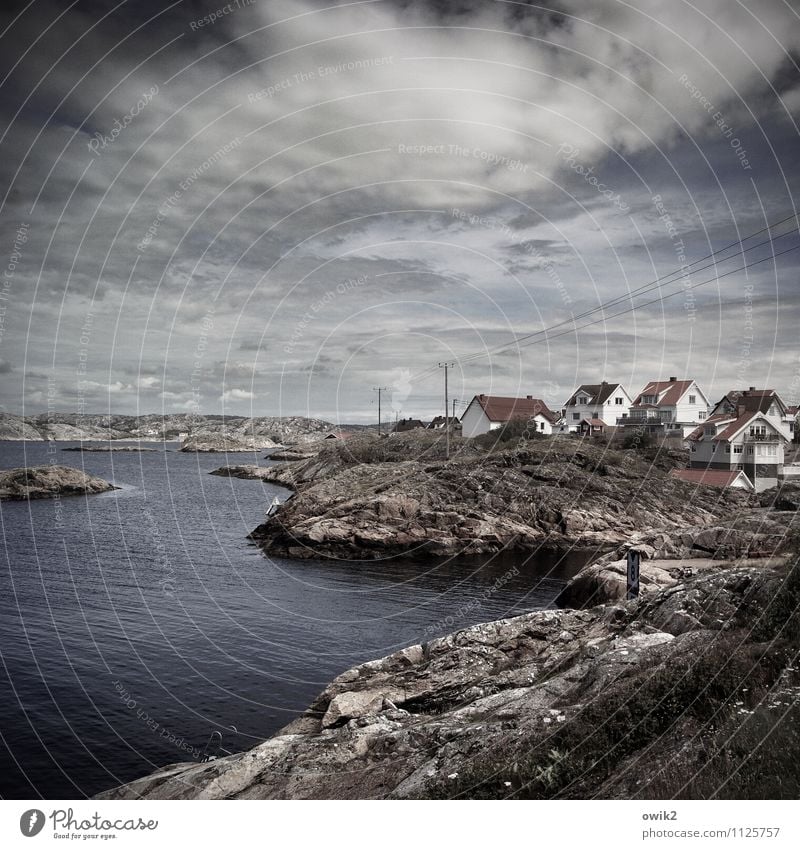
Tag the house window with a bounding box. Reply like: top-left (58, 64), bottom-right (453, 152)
top-left (642, 395), bottom-right (657, 404)
top-left (572, 413), bottom-right (580, 421)
top-left (725, 445), bottom-right (730, 453)
top-left (698, 412), bottom-right (706, 420)
top-left (689, 394), bottom-right (696, 404)
top-left (691, 445), bottom-right (696, 452)
top-left (734, 444), bottom-right (743, 454)
top-left (539, 421), bottom-right (545, 431)
top-left (615, 397), bottom-right (623, 405)
top-left (747, 446), bottom-right (754, 454)
top-left (579, 396), bottom-right (587, 405)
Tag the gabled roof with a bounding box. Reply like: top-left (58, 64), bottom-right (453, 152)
top-left (713, 388), bottom-right (788, 417)
top-left (711, 410), bottom-right (787, 443)
top-left (565, 382), bottom-right (622, 406)
top-left (468, 394), bottom-right (557, 424)
top-left (632, 379), bottom-right (697, 408)
top-left (670, 468), bottom-right (754, 490)
top-left (581, 418), bottom-right (606, 427)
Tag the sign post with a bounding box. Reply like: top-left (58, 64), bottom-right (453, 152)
top-left (626, 549), bottom-right (641, 600)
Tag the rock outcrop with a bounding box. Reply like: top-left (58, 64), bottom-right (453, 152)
top-left (209, 465), bottom-right (278, 481)
top-left (180, 436), bottom-right (278, 453)
top-left (97, 557), bottom-right (800, 800)
top-left (248, 435), bottom-right (749, 560)
top-left (0, 465), bottom-right (117, 500)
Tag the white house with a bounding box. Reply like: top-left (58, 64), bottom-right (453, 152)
top-left (562, 382), bottom-right (632, 433)
top-left (619, 377), bottom-right (710, 437)
top-left (460, 394), bottom-right (558, 438)
top-left (687, 408), bottom-right (789, 492)
top-left (710, 388), bottom-right (794, 441)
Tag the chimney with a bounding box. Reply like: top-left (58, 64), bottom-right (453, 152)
top-left (526, 395), bottom-right (533, 400)
top-left (749, 386), bottom-right (756, 392)
top-left (669, 376), bottom-right (677, 382)
top-left (479, 394), bottom-right (486, 400)
top-left (601, 380), bottom-right (608, 385)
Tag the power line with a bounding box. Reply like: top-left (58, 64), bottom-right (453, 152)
top-left (458, 218), bottom-right (800, 365)
top-left (411, 211), bottom-right (800, 381)
top-left (510, 241), bottom-right (800, 353)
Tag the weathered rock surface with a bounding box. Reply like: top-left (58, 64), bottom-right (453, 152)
top-left (0, 465), bottom-right (117, 500)
top-left (97, 558), bottom-right (800, 800)
top-left (761, 482), bottom-right (800, 512)
top-left (248, 435), bottom-right (749, 560)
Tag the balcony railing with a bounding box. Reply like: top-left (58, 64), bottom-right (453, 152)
top-left (623, 410), bottom-right (675, 423)
top-left (743, 433), bottom-right (782, 443)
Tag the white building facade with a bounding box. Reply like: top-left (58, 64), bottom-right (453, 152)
top-left (562, 382), bottom-right (632, 432)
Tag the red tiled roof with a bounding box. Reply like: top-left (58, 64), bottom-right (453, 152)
top-left (472, 395), bottom-right (557, 424)
top-left (632, 379), bottom-right (694, 408)
top-left (669, 468), bottom-right (751, 489)
top-left (582, 418), bottom-right (606, 427)
top-left (715, 389), bottom-right (786, 416)
top-left (687, 413), bottom-right (734, 442)
top-left (566, 382), bottom-right (621, 406)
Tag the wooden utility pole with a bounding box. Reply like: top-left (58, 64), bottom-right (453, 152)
top-left (438, 362), bottom-right (454, 459)
top-left (372, 387), bottom-right (388, 434)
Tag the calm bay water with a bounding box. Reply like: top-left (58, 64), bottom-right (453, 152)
top-left (0, 441), bottom-right (596, 799)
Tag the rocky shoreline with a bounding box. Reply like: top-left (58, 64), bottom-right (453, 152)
top-left (96, 435), bottom-right (800, 800)
top-left (0, 465), bottom-right (117, 500)
top-left (97, 551), bottom-right (800, 800)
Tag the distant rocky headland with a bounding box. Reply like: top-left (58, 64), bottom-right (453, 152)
top-left (0, 465), bottom-right (117, 500)
top-left (0, 412), bottom-right (359, 450)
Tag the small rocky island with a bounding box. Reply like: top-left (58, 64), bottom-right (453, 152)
top-left (0, 465), bottom-right (117, 500)
top-left (62, 445), bottom-right (159, 452)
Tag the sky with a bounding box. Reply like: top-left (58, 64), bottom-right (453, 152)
top-left (1, 0), bottom-right (799, 423)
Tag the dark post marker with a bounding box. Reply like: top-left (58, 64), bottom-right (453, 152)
top-left (626, 549), bottom-right (641, 600)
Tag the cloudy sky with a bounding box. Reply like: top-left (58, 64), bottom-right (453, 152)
top-left (1, 0), bottom-right (799, 423)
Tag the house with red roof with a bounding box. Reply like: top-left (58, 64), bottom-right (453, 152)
top-left (618, 376), bottom-right (710, 438)
top-left (686, 404), bottom-right (789, 492)
top-left (460, 394), bottom-right (558, 437)
top-left (562, 381), bottom-right (632, 433)
top-left (710, 387), bottom-right (794, 441)
top-left (669, 468), bottom-right (754, 491)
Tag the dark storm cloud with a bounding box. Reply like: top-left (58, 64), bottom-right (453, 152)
top-left (1, 0), bottom-right (799, 420)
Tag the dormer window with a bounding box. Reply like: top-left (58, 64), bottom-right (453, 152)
top-left (641, 394), bottom-right (657, 405)
top-left (579, 396), bottom-right (588, 405)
